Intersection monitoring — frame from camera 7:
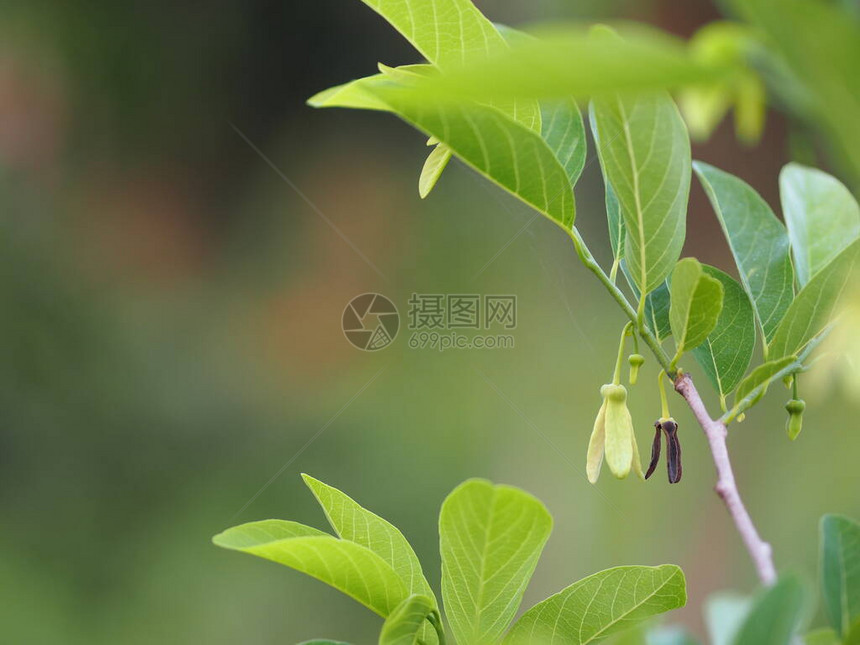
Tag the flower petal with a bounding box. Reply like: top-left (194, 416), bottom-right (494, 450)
top-left (586, 400), bottom-right (607, 483)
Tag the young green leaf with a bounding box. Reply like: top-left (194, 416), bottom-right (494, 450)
top-left (439, 479), bottom-right (552, 645)
top-left (418, 144), bottom-right (452, 199)
top-left (693, 161), bottom-right (794, 345)
top-left (692, 267), bottom-right (756, 403)
top-left (731, 575), bottom-right (806, 645)
top-left (378, 595), bottom-right (437, 645)
top-left (212, 523), bottom-right (408, 617)
top-left (705, 592), bottom-right (752, 645)
top-left (302, 475), bottom-right (436, 603)
top-left (820, 514), bottom-right (860, 636)
top-left (730, 356), bottom-right (797, 418)
top-left (503, 565), bottom-right (687, 644)
top-left (365, 84), bottom-right (576, 229)
top-left (780, 163), bottom-right (860, 287)
top-left (768, 238), bottom-right (860, 359)
top-left (591, 92), bottom-right (690, 296)
top-left (620, 261), bottom-right (672, 342)
top-left (540, 98), bottom-right (587, 188)
top-left (669, 258), bottom-right (724, 360)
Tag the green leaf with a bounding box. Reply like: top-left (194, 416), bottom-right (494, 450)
top-left (781, 163), bottom-right (860, 287)
top-left (302, 475), bottom-right (435, 603)
top-left (439, 479), bottom-right (552, 645)
top-left (378, 595), bottom-right (437, 645)
top-left (820, 514), bottom-right (860, 636)
top-left (503, 565), bottom-right (687, 644)
top-left (413, 25), bottom-right (734, 103)
top-left (732, 575), bottom-right (806, 645)
top-left (356, 0), bottom-right (539, 131)
top-left (368, 84), bottom-right (576, 229)
top-left (705, 592), bottom-right (752, 645)
top-left (308, 74), bottom-right (392, 112)
top-left (606, 182), bottom-right (625, 263)
top-left (768, 238), bottom-right (860, 359)
top-left (731, 356), bottom-right (797, 416)
top-left (669, 258), bottom-right (724, 359)
top-left (212, 522), bottom-right (407, 617)
top-left (591, 91), bottom-right (690, 296)
top-left (692, 267), bottom-right (756, 402)
top-left (693, 161), bottom-right (794, 345)
top-left (802, 628), bottom-right (840, 645)
top-left (540, 98), bottom-right (587, 188)
top-left (418, 143), bottom-right (452, 198)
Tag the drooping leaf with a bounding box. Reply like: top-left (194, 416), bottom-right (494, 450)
top-left (378, 595), bottom-right (437, 645)
top-left (311, 78), bottom-right (576, 228)
top-left (373, 84), bottom-right (576, 228)
top-left (356, 0), bottom-right (539, 131)
top-left (591, 91), bottom-right (690, 296)
top-left (439, 479), bottom-right (552, 645)
top-left (780, 163), bottom-right (860, 287)
top-left (540, 98), bottom-right (587, 188)
top-left (705, 592), bottom-right (752, 645)
top-left (692, 267), bottom-right (756, 402)
top-left (732, 575), bottom-right (806, 645)
top-left (768, 238), bottom-right (860, 359)
top-left (820, 514), bottom-right (860, 636)
top-left (419, 144), bottom-right (453, 198)
top-left (212, 522), bottom-right (407, 617)
top-left (669, 258), bottom-right (724, 359)
top-left (503, 565), bottom-right (687, 644)
top-left (693, 161), bottom-right (795, 345)
top-left (802, 628), bottom-right (840, 645)
top-left (302, 475), bottom-right (435, 603)
top-left (731, 356), bottom-right (797, 418)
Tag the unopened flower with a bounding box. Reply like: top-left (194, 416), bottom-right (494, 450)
top-left (785, 399), bottom-right (805, 441)
top-left (628, 354), bottom-right (645, 385)
top-left (586, 384), bottom-right (644, 483)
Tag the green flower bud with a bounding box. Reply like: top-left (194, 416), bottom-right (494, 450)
top-left (587, 384), bottom-right (644, 482)
top-left (785, 398), bottom-right (805, 440)
top-left (628, 354), bottom-right (645, 385)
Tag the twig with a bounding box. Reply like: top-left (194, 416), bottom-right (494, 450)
top-left (566, 226), bottom-right (779, 585)
top-left (674, 372), bottom-right (777, 586)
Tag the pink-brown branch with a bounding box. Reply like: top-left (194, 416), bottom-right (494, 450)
top-left (674, 372), bottom-right (777, 586)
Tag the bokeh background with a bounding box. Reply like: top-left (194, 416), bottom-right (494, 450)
top-left (2, 1), bottom-right (858, 643)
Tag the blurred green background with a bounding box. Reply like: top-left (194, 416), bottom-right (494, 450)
top-left (1, 1), bottom-right (858, 643)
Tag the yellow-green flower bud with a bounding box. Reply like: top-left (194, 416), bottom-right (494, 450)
top-left (587, 384), bottom-right (644, 482)
top-left (785, 398), bottom-right (805, 440)
top-left (628, 354), bottom-right (645, 385)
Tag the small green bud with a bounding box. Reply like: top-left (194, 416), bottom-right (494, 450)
top-left (785, 398), bottom-right (805, 440)
top-left (628, 353), bottom-right (645, 385)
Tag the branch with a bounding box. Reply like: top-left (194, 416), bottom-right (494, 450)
top-left (565, 228), bottom-right (778, 585)
top-left (674, 372), bottom-right (778, 586)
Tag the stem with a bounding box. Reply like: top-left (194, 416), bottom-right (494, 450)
top-left (566, 228), bottom-right (673, 374)
top-left (613, 323), bottom-right (633, 384)
top-left (429, 610), bottom-right (447, 645)
top-left (674, 372), bottom-right (777, 586)
top-left (658, 370), bottom-right (671, 419)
